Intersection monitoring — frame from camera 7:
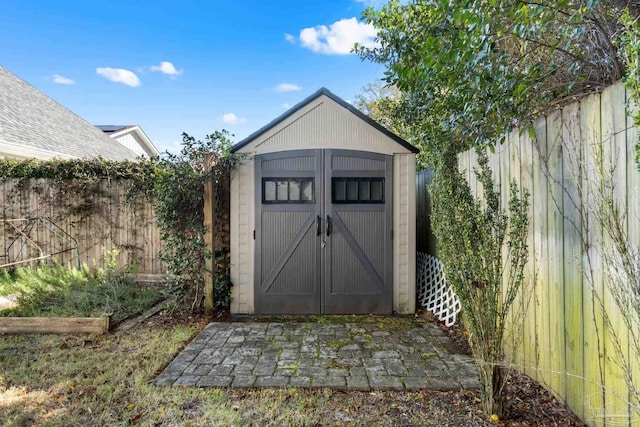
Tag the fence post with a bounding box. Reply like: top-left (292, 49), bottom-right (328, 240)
top-left (203, 154), bottom-right (216, 314)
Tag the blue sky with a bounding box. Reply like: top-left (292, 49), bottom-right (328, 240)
top-left (0, 0), bottom-right (387, 153)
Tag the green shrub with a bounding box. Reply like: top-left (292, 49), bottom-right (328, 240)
top-left (430, 149), bottom-right (530, 417)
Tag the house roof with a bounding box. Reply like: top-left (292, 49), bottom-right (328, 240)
top-left (231, 87), bottom-right (419, 154)
top-left (0, 66), bottom-right (139, 161)
top-left (96, 125), bottom-right (135, 133)
top-left (96, 124), bottom-right (160, 157)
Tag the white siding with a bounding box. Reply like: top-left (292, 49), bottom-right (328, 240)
top-left (113, 133), bottom-right (148, 157)
top-left (230, 160), bottom-right (254, 313)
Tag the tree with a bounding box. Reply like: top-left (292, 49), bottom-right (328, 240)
top-left (356, 0), bottom-right (628, 159)
top-left (355, 81), bottom-right (430, 167)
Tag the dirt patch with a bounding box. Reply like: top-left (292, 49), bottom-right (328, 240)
top-left (0, 293), bottom-right (18, 310)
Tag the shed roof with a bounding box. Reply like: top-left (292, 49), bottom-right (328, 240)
top-left (230, 87), bottom-right (419, 154)
top-left (0, 66), bottom-right (139, 161)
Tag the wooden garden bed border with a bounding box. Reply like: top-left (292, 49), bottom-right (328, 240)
top-left (0, 314), bottom-right (112, 334)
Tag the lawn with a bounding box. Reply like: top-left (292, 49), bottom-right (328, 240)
top-left (0, 315), bottom-right (586, 427)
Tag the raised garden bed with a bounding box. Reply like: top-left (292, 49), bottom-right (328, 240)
top-left (0, 314), bottom-right (112, 334)
top-left (0, 264), bottom-right (171, 334)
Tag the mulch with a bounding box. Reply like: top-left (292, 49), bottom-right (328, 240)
top-left (428, 310), bottom-right (586, 426)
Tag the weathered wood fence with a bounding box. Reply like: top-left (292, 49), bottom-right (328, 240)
top-left (0, 179), bottom-right (165, 274)
top-left (459, 82), bottom-right (639, 426)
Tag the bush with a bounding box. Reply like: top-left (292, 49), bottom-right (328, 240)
top-left (430, 149), bottom-right (530, 417)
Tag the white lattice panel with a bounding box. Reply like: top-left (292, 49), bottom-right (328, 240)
top-left (416, 252), bottom-right (461, 327)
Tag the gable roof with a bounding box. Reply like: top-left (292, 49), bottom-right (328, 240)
top-left (0, 66), bottom-right (139, 161)
top-left (96, 124), bottom-right (160, 157)
top-left (230, 87), bottom-right (419, 154)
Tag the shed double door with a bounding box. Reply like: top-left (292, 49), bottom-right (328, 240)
top-left (255, 149), bottom-right (393, 314)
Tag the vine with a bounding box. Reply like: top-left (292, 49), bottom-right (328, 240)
top-left (154, 130), bottom-right (244, 312)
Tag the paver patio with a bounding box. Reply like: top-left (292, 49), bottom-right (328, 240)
top-left (154, 321), bottom-right (480, 391)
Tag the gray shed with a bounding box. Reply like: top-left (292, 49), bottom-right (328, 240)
top-left (229, 88), bottom-right (419, 315)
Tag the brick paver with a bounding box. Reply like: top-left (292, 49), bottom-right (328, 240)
top-left (154, 322), bottom-right (480, 391)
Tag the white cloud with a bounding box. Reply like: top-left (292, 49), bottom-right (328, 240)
top-left (281, 102), bottom-right (292, 109)
top-left (52, 74), bottom-right (74, 85)
top-left (222, 113), bottom-right (246, 126)
top-left (298, 17), bottom-right (379, 55)
top-left (284, 33), bottom-right (295, 43)
top-left (96, 67), bottom-right (141, 87)
top-left (353, 0), bottom-right (386, 6)
top-left (273, 83), bottom-right (301, 93)
top-left (150, 61), bottom-right (182, 76)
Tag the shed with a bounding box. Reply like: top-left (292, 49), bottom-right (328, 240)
top-left (229, 88), bottom-right (419, 315)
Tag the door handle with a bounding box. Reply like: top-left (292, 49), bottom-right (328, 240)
top-left (326, 215), bottom-right (332, 236)
top-left (316, 215), bottom-right (322, 236)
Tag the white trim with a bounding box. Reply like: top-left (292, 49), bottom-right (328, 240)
top-left (109, 126), bottom-right (160, 157)
top-left (0, 140), bottom-right (77, 160)
top-left (406, 154), bottom-right (417, 313)
top-left (393, 153), bottom-right (417, 314)
top-left (230, 159), bottom-right (255, 314)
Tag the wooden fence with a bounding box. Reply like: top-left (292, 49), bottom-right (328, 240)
top-left (0, 178), bottom-right (165, 274)
top-left (459, 82), bottom-right (639, 426)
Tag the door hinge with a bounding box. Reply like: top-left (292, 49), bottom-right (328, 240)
top-left (253, 230), bottom-right (256, 240)
top-left (391, 229), bottom-right (393, 240)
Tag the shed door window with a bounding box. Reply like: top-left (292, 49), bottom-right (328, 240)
top-left (332, 178), bottom-right (384, 203)
top-left (263, 178), bottom-right (314, 203)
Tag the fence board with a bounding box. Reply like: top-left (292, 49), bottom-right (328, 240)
top-left (561, 101), bottom-right (585, 419)
top-left (532, 115), bottom-right (551, 388)
top-left (508, 130), bottom-right (524, 365)
top-left (546, 108), bottom-right (568, 401)
top-left (626, 86), bottom-right (640, 426)
top-left (578, 91), bottom-right (606, 427)
top-left (602, 82), bottom-right (630, 422)
top-left (520, 125), bottom-right (536, 379)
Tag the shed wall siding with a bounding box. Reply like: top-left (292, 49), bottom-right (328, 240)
top-left (230, 160), bottom-right (254, 313)
top-left (236, 95), bottom-right (412, 156)
top-left (231, 153), bottom-right (417, 314)
top-left (393, 153), bottom-right (416, 314)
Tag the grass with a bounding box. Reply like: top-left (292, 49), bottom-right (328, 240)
top-left (244, 314), bottom-right (423, 330)
top-left (0, 317), bottom-right (490, 427)
top-left (0, 263), bottom-right (166, 323)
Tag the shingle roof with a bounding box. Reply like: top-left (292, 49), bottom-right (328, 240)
top-left (0, 66), bottom-right (139, 161)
